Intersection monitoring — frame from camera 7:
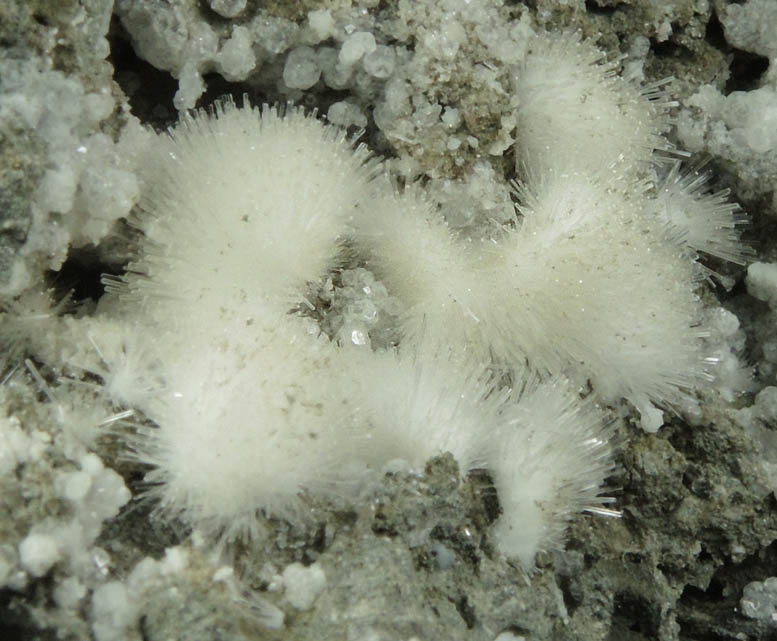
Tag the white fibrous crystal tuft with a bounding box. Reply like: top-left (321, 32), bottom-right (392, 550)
top-left (645, 160), bottom-right (752, 266)
top-left (507, 175), bottom-right (704, 428)
top-left (107, 103), bottom-right (386, 539)
top-left (354, 172), bottom-right (706, 431)
top-left (283, 46), bottom-right (321, 89)
top-left (15, 3), bottom-right (753, 581)
top-left (104, 98), bottom-right (618, 564)
top-left (124, 102), bottom-right (382, 326)
top-left (487, 379), bottom-right (616, 568)
top-left (513, 30), bottom-right (674, 183)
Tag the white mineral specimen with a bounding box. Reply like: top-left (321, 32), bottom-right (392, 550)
top-left (339, 31), bottom-right (377, 66)
top-left (282, 562), bottom-right (327, 610)
top-left (3, 5), bottom-right (765, 630)
top-left (0, 417), bottom-right (50, 476)
top-left (0, 58), bottom-right (141, 286)
top-left (18, 533), bottom-right (61, 578)
top-left (720, 0), bottom-right (777, 59)
top-left (91, 581), bottom-right (139, 641)
top-left (731, 387), bottom-right (777, 494)
top-left (747, 262), bottom-right (777, 309)
top-left (208, 0), bottom-right (247, 19)
top-left (216, 25), bottom-right (257, 81)
top-left (676, 81), bottom-right (777, 213)
top-left (307, 9), bottom-right (335, 41)
top-left (327, 100), bottom-right (368, 128)
top-left (700, 306), bottom-right (752, 404)
top-left (724, 88), bottom-right (777, 155)
top-left (513, 30), bottom-right (673, 183)
top-left (741, 577), bottom-right (777, 622)
top-left (283, 46), bottom-right (321, 89)
top-left (363, 45), bottom-right (396, 79)
top-left (646, 160), bottom-right (751, 266)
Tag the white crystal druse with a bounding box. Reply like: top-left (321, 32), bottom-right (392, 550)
top-left (100, 29), bottom-right (748, 569)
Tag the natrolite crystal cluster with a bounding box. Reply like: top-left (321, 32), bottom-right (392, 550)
top-left (2, 1), bottom-right (769, 638)
top-left (97, 30), bottom-right (747, 570)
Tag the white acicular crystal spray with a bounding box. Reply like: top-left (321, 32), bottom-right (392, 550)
top-left (503, 172), bottom-right (707, 426)
top-left (513, 31), bottom-right (676, 183)
top-left (116, 101), bottom-right (382, 325)
top-left (98, 24), bottom-right (749, 572)
top-left (135, 316), bottom-right (382, 539)
top-left (646, 159), bottom-right (753, 266)
top-left (352, 185), bottom-right (505, 359)
top-left (486, 378), bottom-right (616, 569)
top-left (352, 170), bottom-right (708, 431)
top-left (106, 101), bottom-right (385, 539)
